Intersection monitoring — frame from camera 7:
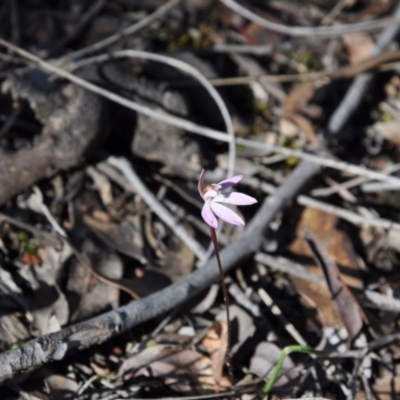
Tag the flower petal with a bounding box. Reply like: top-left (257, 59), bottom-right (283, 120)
top-left (198, 168), bottom-right (205, 197)
top-left (217, 192), bottom-right (257, 206)
top-left (201, 203), bottom-right (218, 229)
top-left (217, 174), bottom-right (243, 191)
top-left (210, 201), bottom-right (244, 226)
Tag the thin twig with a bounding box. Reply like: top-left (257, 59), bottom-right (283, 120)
top-left (60, 0), bottom-right (181, 61)
top-left (297, 195), bottom-right (400, 232)
top-left (320, 0), bottom-right (347, 25)
top-left (210, 49), bottom-right (400, 86)
top-left (153, 173), bottom-right (203, 209)
top-left (48, 0), bottom-right (107, 56)
top-left (107, 156), bottom-right (206, 260)
top-left (220, 0), bottom-right (392, 37)
top-left (211, 41), bottom-right (294, 55)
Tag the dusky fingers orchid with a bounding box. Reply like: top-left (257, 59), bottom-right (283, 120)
top-left (198, 169), bottom-right (257, 229)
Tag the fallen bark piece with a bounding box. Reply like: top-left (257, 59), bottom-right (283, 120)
top-left (0, 73), bottom-right (102, 205)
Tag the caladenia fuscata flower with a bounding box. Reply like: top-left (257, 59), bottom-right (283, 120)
top-left (198, 169), bottom-right (258, 229)
top-left (198, 169), bottom-right (257, 386)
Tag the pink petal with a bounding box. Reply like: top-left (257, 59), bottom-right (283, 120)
top-left (217, 174), bottom-right (243, 190)
top-left (201, 203), bottom-right (218, 229)
top-left (198, 169), bottom-right (205, 197)
top-left (210, 201), bottom-right (244, 226)
top-left (218, 192), bottom-right (257, 206)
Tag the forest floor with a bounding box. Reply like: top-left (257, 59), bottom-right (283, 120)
top-left (0, 1), bottom-right (400, 399)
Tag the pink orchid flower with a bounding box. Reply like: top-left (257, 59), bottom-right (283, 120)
top-left (198, 169), bottom-right (257, 229)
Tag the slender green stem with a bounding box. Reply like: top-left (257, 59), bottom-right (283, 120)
top-left (210, 227), bottom-right (234, 387)
top-left (260, 345), bottom-right (326, 398)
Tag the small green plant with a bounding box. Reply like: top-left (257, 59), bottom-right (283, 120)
top-left (259, 345), bottom-right (326, 398)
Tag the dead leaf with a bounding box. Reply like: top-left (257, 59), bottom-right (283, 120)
top-left (304, 231), bottom-right (364, 342)
top-left (45, 373), bottom-right (79, 399)
top-left (120, 343), bottom-right (215, 393)
top-left (86, 166), bottom-right (114, 206)
top-left (21, 245), bottom-right (70, 336)
top-left (373, 120), bottom-right (400, 146)
top-left (288, 207), bottom-right (363, 327)
top-left (343, 32), bottom-right (375, 65)
top-left (357, 376), bottom-right (400, 400)
top-left (20, 252), bottom-right (42, 266)
top-left (236, 7), bottom-right (280, 46)
top-left (162, 232), bottom-right (195, 282)
top-left (198, 321), bottom-right (229, 390)
top-left (282, 83), bottom-right (322, 143)
top-left (119, 344), bottom-right (177, 377)
top-left (216, 305), bottom-right (256, 353)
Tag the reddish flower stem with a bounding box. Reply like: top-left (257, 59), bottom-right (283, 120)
top-left (210, 226), bottom-right (234, 386)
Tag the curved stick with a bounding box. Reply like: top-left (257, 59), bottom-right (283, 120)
top-left (220, 0), bottom-right (392, 37)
